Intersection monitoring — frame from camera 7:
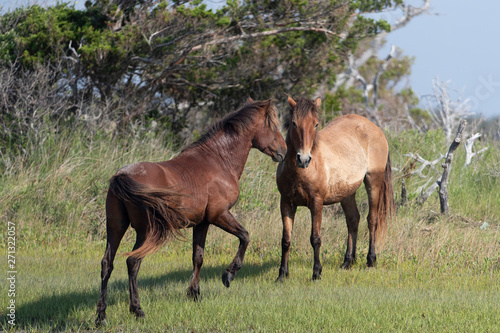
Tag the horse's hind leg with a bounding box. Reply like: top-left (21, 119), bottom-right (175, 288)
top-left (126, 229), bottom-right (146, 318)
top-left (187, 222), bottom-right (210, 300)
top-left (213, 211), bottom-right (249, 288)
top-left (364, 172), bottom-right (384, 267)
top-left (340, 193), bottom-right (360, 269)
top-left (96, 193), bottom-right (129, 326)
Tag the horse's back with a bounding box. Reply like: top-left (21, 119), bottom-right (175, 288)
top-left (320, 114), bottom-right (388, 172)
top-left (116, 161), bottom-right (170, 185)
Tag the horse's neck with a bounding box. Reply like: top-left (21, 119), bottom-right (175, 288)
top-left (203, 130), bottom-right (253, 180)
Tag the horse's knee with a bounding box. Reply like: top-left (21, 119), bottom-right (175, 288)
top-left (101, 258), bottom-right (113, 279)
top-left (281, 235), bottom-right (291, 251)
top-left (193, 247), bottom-right (204, 266)
top-left (126, 257), bottom-right (142, 275)
top-left (310, 234), bottom-right (321, 249)
top-left (347, 219), bottom-right (359, 233)
top-left (239, 230), bottom-right (250, 247)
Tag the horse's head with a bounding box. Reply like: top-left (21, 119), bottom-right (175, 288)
top-left (251, 99), bottom-right (287, 162)
top-left (286, 96), bottom-right (321, 168)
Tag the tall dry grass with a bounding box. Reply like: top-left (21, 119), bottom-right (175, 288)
top-left (0, 122), bottom-right (498, 271)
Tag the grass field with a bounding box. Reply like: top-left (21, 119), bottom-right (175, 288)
top-left (1, 126), bottom-right (499, 332)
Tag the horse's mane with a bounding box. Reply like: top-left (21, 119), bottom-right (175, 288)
top-left (183, 99), bottom-right (279, 152)
top-left (283, 97), bottom-right (321, 130)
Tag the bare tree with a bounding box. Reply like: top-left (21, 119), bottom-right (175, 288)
top-left (423, 78), bottom-right (473, 143)
top-left (437, 119), bottom-right (466, 214)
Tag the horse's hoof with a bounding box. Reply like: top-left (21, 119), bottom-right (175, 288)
top-left (95, 314), bottom-right (106, 327)
top-left (222, 271), bottom-right (234, 288)
top-left (340, 261), bottom-right (352, 270)
top-left (312, 272), bottom-right (322, 281)
top-left (366, 262), bottom-right (376, 268)
top-left (312, 265), bottom-right (322, 280)
top-left (130, 307), bottom-right (145, 318)
top-left (367, 254), bottom-right (377, 267)
top-left (187, 287), bottom-right (201, 301)
top-left (275, 275), bottom-right (285, 283)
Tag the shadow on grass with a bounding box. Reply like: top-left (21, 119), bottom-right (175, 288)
top-left (1, 260), bottom-right (278, 331)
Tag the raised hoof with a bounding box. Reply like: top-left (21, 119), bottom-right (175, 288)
top-left (187, 287), bottom-right (201, 301)
top-left (222, 271), bottom-right (234, 288)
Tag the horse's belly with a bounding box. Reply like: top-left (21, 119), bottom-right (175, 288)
top-left (323, 178), bottom-right (363, 205)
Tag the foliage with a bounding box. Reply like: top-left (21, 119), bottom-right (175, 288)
top-left (0, 0), bottom-right (403, 141)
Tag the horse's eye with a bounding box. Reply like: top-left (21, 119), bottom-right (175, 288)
top-left (315, 123), bottom-right (319, 128)
top-left (292, 121), bottom-right (297, 128)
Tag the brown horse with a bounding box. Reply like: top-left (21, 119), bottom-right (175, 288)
top-left (276, 96), bottom-right (394, 282)
top-left (96, 99), bottom-right (286, 325)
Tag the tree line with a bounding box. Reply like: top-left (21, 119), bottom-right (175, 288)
top-left (3, 0), bottom-right (478, 151)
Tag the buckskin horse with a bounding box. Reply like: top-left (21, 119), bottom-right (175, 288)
top-left (96, 99), bottom-right (286, 325)
top-left (276, 96), bottom-right (394, 282)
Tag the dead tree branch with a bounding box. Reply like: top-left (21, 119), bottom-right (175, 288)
top-left (437, 119), bottom-right (466, 214)
top-left (190, 27), bottom-right (340, 52)
top-left (373, 45), bottom-right (396, 107)
top-left (404, 152), bottom-right (444, 179)
top-left (464, 133), bottom-right (488, 167)
top-left (347, 45), bottom-right (395, 126)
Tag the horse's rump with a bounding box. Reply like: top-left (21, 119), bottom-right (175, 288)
top-left (109, 173), bottom-right (191, 258)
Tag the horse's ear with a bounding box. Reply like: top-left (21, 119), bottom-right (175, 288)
top-left (247, 97), bottom-right (254, 103)
top-left (259, 99), bottom-right (272, 113)
top-left (288, 96), bottom-right (297, 108)
top-left (314, 97), bottom-right (321, 108)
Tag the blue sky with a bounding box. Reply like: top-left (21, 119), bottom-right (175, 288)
top-left (1, 0), bottom-right (499, 117)
top-left (379, 0), bottom-right (500, 117)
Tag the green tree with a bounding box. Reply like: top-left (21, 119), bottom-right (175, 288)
top-left (1, 0), bottom-right (404, 135)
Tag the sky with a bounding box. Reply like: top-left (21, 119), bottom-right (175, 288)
top-left (1, 0), bottom-right (499, 117)
top-left (378, 0), bottom-right (500, 117)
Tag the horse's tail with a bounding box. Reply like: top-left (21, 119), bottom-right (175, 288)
top-left (376, 152), bottom-right (395, 249)
top-left (108, 173), bottom-right (191, 259)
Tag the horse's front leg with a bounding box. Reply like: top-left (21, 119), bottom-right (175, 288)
top-left (212, 210), bottom-right (249, 288)
top-left (187, 222), bottom-right (210, 300)
top-left (277, 199), bottom-right (297, 282)
top-left (309, 198), bottom-right (323, 280)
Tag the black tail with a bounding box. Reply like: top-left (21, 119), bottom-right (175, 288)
top-left (109, 174), bottom-right (191, 258)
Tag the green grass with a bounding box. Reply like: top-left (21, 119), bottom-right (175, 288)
top-left (1, 241), bottom-right (499, 332)
top-left (1, 125), bottom-right (499, 332)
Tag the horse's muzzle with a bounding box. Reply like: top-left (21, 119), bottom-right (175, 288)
top-left (273, 152), bottom-right (285, 163)
top-left (296, 153), bottom-right (311, 168)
